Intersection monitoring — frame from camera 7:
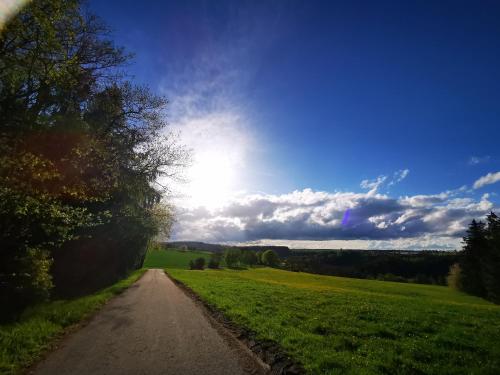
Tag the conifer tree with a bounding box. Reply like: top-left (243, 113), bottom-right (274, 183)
top-left (483, 212), bottom-right (500, 303)
top-left (459, 219), bottom-right (487, 297)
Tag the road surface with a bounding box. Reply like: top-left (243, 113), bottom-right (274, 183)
top-left (33, 269), bottom-right (266, 375)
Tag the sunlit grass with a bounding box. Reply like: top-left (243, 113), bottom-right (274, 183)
top-left (168, 267), bottom-right (500, 374)
top-left (0, 269), bottom-right (145, 375)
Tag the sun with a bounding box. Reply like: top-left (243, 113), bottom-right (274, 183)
top-left (185, 148), bottom-right (239, 209)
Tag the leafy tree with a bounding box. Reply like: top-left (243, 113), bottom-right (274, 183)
top-left (256, 250), bottom-right (263, 265)
top-left (241, 251), bottom-right (258, 266)
top-left (262, 250), bottom-right (280, 267)
top-left (189, 257), bottom-right (205, 270)
top-left (224, 248), bottom-right (241, 268)
top-left (0, 0), bottom-right (185, 318)
top-left (208, 253), bottom-right (222, 269)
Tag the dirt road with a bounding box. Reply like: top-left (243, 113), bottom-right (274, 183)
top-left (33, 269), bottom-right (266, 375)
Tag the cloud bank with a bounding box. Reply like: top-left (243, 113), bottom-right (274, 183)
top-left (172, 172), bottom-right (498, 249)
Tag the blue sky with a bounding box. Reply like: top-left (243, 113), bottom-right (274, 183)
top-left (89, 0), bottom-right (500, 249)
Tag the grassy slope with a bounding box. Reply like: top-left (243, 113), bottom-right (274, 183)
top-left (168, 267), bottom-right (500, 375)
top-left (0, 269), bottom-right (145, 375)
top-left (143, 248), bottom-right (212, 269)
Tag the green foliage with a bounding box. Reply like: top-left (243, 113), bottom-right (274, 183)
top-left (285, 250), bottom-right (457, 285)
top-left (256, 251), bottom-right (263, 265)
top-left (168, 267), bottom-right (500, 374)
top-left (458, 213), bottom-right (500, 303)
top-left (262, 249), bottom-right (280, 267)
top-left (0, 269), bottom-right (145, 374)
top-left (189, 257), bottom-right (206, 270)
top-left (224, 248), bottom-right (241, 268)
top-left (208, 253), bottom-right (222, 269)
top-left (143, 248), bottom-right (211, 269)
top-left (0, 0), bottom-right (184, 317)
top-left (240, 251), bottom-right (258, 266)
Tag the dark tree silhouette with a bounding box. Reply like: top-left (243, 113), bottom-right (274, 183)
top-left (460, 219), bottom-right (488, 297)
top-left (0, 0), bottom-right (185, 319)
top-left (457, 213), bottom-right (500, 303)
top-left (483, 212), bottom-right (500, 302)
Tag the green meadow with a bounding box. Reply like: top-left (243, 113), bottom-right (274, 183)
top-left (167, 267), bottom-right (500, 374)
top-left (143, 247), bottom-right (213, 269)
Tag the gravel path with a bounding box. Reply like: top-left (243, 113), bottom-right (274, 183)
top-left (33, 269), bottom-right (266, 375)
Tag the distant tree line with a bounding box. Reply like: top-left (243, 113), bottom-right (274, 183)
top-left (189, 248), bottom-right (280, 270)
top-left (167, 241), bottom-right (291, 258)
top-left (449, 212), bottom-right (500, 303)
top-left (0, 0), bottom-right (185, 320)
top-left (284, 250), bottom-right (459, 285)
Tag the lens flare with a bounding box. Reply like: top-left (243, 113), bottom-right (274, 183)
top-left (341, 208), bottom-right (350, 226)
top-left (0, 0), bottom-right (29, 30)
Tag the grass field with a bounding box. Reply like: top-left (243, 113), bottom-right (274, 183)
top-left (143, 247), bottom-right (213, 269)
top-left (168, 267), bottom-right (500, 374)
top-left (0, 269), bottom-right (145, 375)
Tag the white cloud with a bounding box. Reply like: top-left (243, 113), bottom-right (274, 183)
top-left (473, 171), bottom-right (500, 189)
top-left (171, 182), bottom-right (497, 249)
top-left (360, 169), bottom-right (410, 193)
top-left (360, 175), bottom-right (387, 194)
top-left (468, 155), bottom-right (490, 165)
top-left (388, 169), bottom-right (410, 186)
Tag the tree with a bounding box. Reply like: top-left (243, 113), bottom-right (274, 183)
top-left (0, 0), bottom-right (186, 318)
top-left (483, 212), bottom-right (500, 303)
top-left (459, 220), bottom-right (488, 297)
top-left (224, 248), bottom-right (241, 268)
top-left (208, 253), bottom-right (222, 269)
top-left (256, 251), bottom-right (263, 265)
top-left (189, 258), bottom-right (205, 270)
top-left (262, 250), bottom-right (280, 267)
top-left (241, 251), bottom-right (258, 267)
top-left (456, 213), bottom-right (500, 304)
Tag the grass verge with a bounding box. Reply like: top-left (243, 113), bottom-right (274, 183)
top-left (0, 269), bottom-right (146, 375)
top-left (168, 267), bottom-right (500, 374)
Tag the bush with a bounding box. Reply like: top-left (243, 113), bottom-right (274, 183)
top-left (189, 257), bottom-right (205, 270)
top-left (262, 250), bottom-right (280, 267)
top-left (256, 251), bottom-right (263, 265)
top-left (208, 253), bottom-right (222, 269)
top-left (241, 251), bottom-right (258, 266)
top-left (447, 263), bottom-right (462, 290)
top-left (377, 273), bottom-right (408, 283)
top-left (224, 248), bottom-right (241, 268)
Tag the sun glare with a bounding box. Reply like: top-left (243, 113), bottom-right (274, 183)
top-left (186, 149), bottom-right (238, 209)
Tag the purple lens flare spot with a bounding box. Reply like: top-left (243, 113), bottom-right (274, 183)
top-left (341, 208), bottom-right (350, 226)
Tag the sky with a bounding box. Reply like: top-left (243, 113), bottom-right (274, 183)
top-left (87, 0), bottom-right (500, 249)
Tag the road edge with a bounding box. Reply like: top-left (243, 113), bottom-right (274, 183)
top-left (164, 270), bottom-right (305, 375)
top-left (24, 269), bottom-right (148, 375)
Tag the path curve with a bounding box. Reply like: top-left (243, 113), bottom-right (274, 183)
top-left (33, 269), bottom-right (266, 375)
